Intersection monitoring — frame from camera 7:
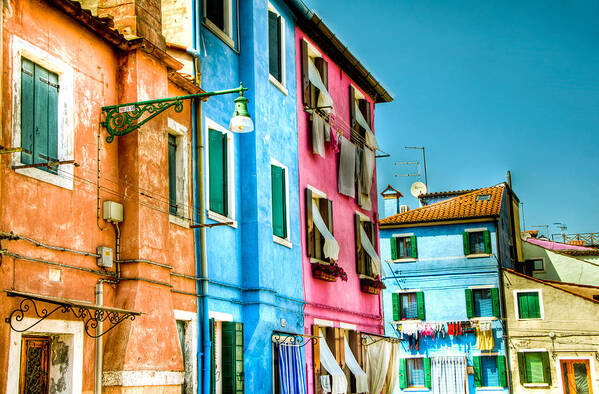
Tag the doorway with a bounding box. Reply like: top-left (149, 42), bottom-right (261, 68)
top-left (561, 359), bottom-right (593, 394)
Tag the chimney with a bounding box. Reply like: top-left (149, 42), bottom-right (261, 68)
top-left (98, 0), bottom-right (166, 50)
top-left (380, 185), bottom-right (404, 218)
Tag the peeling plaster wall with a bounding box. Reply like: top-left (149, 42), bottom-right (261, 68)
top-left (49, 336), bottom-right (72, 394)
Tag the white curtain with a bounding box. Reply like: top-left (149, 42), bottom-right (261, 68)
top-left (366, 339), bottom-right (392, 394)
top-left (343, 336), bottom-right (368, 393)
top-left (354, 102), bottom-right (378, 150)
top-left (311, 200), bottom-right (340, 260)
top-left (308, 59), bottom-right (334, 112)
top-left (383, 343), bottom-right (400, 394)
top-left (360, 224), bottom-right (381, 275)
top-left (319, 329), bottom-right (348, 394)
top-left (431, 356), bottom-right (467, 394)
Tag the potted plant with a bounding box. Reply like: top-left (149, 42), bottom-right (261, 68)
top-left (360, 275), bottom-right (386, 295)
top-left (312, 261), bottom-right (348, 282)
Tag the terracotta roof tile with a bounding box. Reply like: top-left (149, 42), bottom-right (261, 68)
top-left (380, 184), bottom-right (505, 226)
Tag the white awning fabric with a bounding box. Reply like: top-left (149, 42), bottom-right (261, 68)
top-left (354, 102), bottom-right (378, 150)
top-left (308, 59), bottom-right (334, 112)
top-left (343, 335), bottom-right (368, 393)
top-left (360, 224), bottom-right (380, 275)
top-left (312, 200), bottom-right (340, 261)
top-left (319, 329), bottom-right (348, 394)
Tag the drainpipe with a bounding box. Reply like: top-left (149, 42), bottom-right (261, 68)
top-left (495, 219), bottom-right (513, 394)
top-left (94, 281), bottom-right (103, 394)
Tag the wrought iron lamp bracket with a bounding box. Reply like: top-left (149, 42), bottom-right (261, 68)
top-left (271, 332), bottom-right (319, 348)
top-left (101, 83), bottom-right (247, 143)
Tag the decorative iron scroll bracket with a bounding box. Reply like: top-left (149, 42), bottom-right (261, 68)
top-left (361, 334), bottom-right (402, 347)
top-left (4, 290), bottom-right (141, 338)
top-left (101, 83), bottom-right (247, 143)
top-left (271, 332), bottom-right (319, 348)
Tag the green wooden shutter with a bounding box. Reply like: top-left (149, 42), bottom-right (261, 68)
top-left (491, 288), bottom-right (501, 318)
top-left (473, 356), bottom-right (482, 387)
top-left (271, 165), bottom-right (286, 238)
top-left (416, 291), bottom-right (425, 320)
top-left (541, 352), bottom-right (551, 385)
top-left (497, 355), bottom-right (507, 387)
top-left (484, 230), bottom-right (492, 254)
top-left (168, 135), bottom-right (177, 215)
top-left (392, 293), bottom-right (400, 321)
top-left (20, 58), bottom-right (35, 165)
top-left (424, 357), bottom-right (432, 388)
top-left (463, 232), bottom-right (470, 255)
top-left (34, 63), bottom-right (49, 167)
top-left (208, 129), bottom-right (228, 216)
top-left (517, 352), bottom-right (526, 384)
top-left (222, 322), bottom-right (244, 393)
top-left (390, 237), bottom-right (398, 260)
top-left (529, 293), bottom-right (541, 319)
top-left (268, 11), bottom-right (281, 82)
top-left (398, 358), bottom-right (407, 389)
top-left (465, 289), bottom-right (474, 319)
top-left (46, 69), bottom-right (58, 172)
top-left (210, 319), bottom-right (216, 394)
top-left (410, 235), bottom-right (418, 259)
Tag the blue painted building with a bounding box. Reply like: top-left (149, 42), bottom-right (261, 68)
top-left (379, 184), bottom-right (522, 393)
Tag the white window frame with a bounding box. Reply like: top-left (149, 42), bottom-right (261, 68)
top-left (556, 355), bottom-right (598, 394)
top-left (271, 158), bottom-right (291, 248)
top-left (205, 117), bottom-right (237, 228)
top-left (11, 36), bottom-right (75, 190)
top-left (174, 310), bottom-right (198, 394)
top-left (203, 0), bottom-right (235, 49)
top-left (514, 289), bottom-right (544, 320)
top-left (6, 318), bottom-right (84, 394)
top-left (168, 118), bottom-right (190, 228)
top-left (267, 3), bottom-right (287, 95)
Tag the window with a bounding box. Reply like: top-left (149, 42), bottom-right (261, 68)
top-left (167, 119), bottom-right (190, 224)
top-left (473, 355), bottom-right (507, 387)
top-left (305, 188), bottom-right (334, 262)
top-left (518, 351), bottom-right (551, 385)
top-left (526, 258), bottom-right (544, 272)
top-left (175, 310), bottom-right (198, 394)
top-left (465, 288), bottom-right (500, 319)
top-left (206, 120), bottom-right (235, 225)
top-left (204, 0), bottom-right (234, 46)
top-left (392, 291), bottom-right (425, 321)
top-left (271, 162), bottom-right (289, 241)
top-left (300, 40), bottom-right (330, 111)
top-left (19, 336), bottom-right (50, 393)
top-left (560, 359), bottom-right (592, 393)
top-left (268, 5), bottom-right (285, 88)
top-left (398, 357), bottom-right (431, 389)
top-left (168, 134), bottom-right (178, 215)
top-left (349, 86), bottom-right (372, 148)
top-left (355, 214), bottom-right (378, 277)
top-left (312, 324), bottom-right (345, 393)
top-left (463, 229), bottom-right (491, 255)
top-left (210, 318), bottom-right (244, 394)
top-left (390, 235), bottom-right (417, 260)
top-left (517, 291), bottom-right (542, 319)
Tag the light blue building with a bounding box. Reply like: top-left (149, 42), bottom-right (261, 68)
top-left (379, 184), bottom-right (522, 393)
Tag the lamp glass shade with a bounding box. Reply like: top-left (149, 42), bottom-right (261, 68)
top-left (229, 115), bottom-right (254, 133)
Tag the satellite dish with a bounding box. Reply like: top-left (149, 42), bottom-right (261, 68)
top-left (410, 181), bottom-right (427, 197)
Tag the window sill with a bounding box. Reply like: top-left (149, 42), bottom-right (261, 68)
top-left (310, 258), bottom-right (330, 265)
top-left (269, 75), bottom-right (288, 96)
top-left (470, 317), bottom-right (497, 322)
top-left (358, 274), bottom-right (375, 280)
top-left (393, 319), bottom-right (422, 324)
top-left (207, 210), bottom-right (237, 228)
top-left (523, 383), bottom-right (549, 388)
top-left (273, 235), bottom-right (292, 249)
top-left (402, 388), bottom-right (430, 392)
top-left (517, 317), bottom-right (542, 321)
top-left (169, 214), bottom-right (189, 228)
top-left (466, 253), bottom-right (492, 259)
top-left (14, 164), bottom-right (73, 190)
top-left (202, 19), bottom-right (235, 50)
top-left (390, 258), bottom-right (417, 263)
top-left (476, 387), bottom-right (505, 391)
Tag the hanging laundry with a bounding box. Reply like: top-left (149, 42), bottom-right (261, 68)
top-left (475, 321), bottom-right (494, 351)
top-left (337, 137), bottom-right (356, 198)
top-left (311, 113), bottom-right (325, 158)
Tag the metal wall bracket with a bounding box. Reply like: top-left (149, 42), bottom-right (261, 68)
top-left (4, 290), bottom-right (141, 338)
top-left (271, 332), bottom-right (319, 347)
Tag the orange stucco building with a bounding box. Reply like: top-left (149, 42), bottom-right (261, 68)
top-left (0, 0), bottom-right (199, 392)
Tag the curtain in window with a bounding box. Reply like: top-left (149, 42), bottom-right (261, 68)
top-left (366, 339), bottom-right (392, 394)
top-left (308, 59), bottom-right (334, 112)
top-left (353, 101), bottom-right (378, 150)
top-left (318, 329), bottom-right (348, 394)
top-left (359, 224), bottom-right (380, 275)
top-left (311, 201), bottom-right (340, 260)
top-left (431, 356), bottom-right (466, 394)
top-left (383, 343), bottom-right (400, 394)
top-left (278, 343), bottom-right (307, 394)
top-left (343, 336), bottom-right (368, 393)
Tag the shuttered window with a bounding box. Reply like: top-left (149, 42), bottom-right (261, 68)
top-left (168, 134), bottom-right (178, 215)
top-left (392, 292), bottom-right (425, 321)
top-left (390, 235), bottom-right (417, 259)
top-left (20, 58), bottom-right (59, 173)
top-left (517, 291), bottom-right (541, 319)
top-left (305, 188), bottom-right (333, 261)
top-left (399, 358), bottom-right (431, 389)
top-left (221, 321), bottom-right (244, 394)
top-left (300, 40), bottom-right (328, 109)
top-left (473, 355), bottom-right (507, 387)
top-left (355, 215), bottom-right (376, 276)
top-left (208, 128), bottom-right (228, 216)
top-left (349, 86), bottom-right (371, 148)
top-left (463, 230), bottom-right (491, 255)
top-left (518, 351), bottom-right (551, 385)
top-left (465, 288), bottom-right (500, 318)
top-left (271, 164), bottom-right (287, 239)
top-left (268, 10), bottom-right (282, 83)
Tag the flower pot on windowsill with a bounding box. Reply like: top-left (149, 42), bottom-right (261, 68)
top-left (313, 269), bottom-right (337, 282)
top-left (360, 283), bottom-right (380, 295)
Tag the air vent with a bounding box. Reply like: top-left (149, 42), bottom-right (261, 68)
top-left (476, 194), bottom-right (491, 202)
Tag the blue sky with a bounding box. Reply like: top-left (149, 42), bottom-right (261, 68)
top-left (305, 0), bottom-right (599, 237)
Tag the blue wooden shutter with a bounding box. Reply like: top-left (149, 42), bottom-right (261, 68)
top-left (491, 288), bottom-right (500, 318)
top-left (416, 291), bottom-right (425, 320)
top-left (20, 59), bottom-right (35, 165)
top-left (465, 289), bottom-right (474, 318)
top-left (497, 355), bottom-right (507, 387)
top-left (168, 135), bottom-right (177, 215)
top-left (398, 358), bottom-right (407, 389)
top-left (208, 129), bottom-right (228, 216)
top-left (271, 165), bottom-right (287, 238)
top-left (484, 230), bottom-right (492, 254)
top-left (410, 235), bottom-right (418, 259)
top-left (268, 11), bottom-right (281, 82)
top-left (463, 232), bottom-right (470, 255)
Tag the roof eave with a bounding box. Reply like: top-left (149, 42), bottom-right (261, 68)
top-left (380, 215), bottom-right (499, 228)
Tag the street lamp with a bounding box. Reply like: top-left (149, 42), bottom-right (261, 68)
top-left (229, 90), bottom-right (254, 133)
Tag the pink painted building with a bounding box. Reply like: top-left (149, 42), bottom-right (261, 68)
top-left (293, 16), bottom-right (393, 394)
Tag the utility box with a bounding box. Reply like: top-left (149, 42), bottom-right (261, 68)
top-left (103, 201), bottom-right (123, 223)
top-left (97, 246), bottom-right (114, 268)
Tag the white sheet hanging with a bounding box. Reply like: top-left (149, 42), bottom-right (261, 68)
top-left (319, 329), bottom-right (348, 394)
top-left (431, 355), bottom-right (466, 394)
top-left (312, 201), bottom-right (340, 260)
top-left (383, 343), bottom-right (400, 394)
top-left (366, 339), bottom-right (391, 394)
top-left (360, 224), bottom-right (381, 275)
top-left (354, 102), bottom-right (378, 150)
top-left (343, 336), bottom-right (368, 393)
top-left (308, 59), bottom-right (334, 113)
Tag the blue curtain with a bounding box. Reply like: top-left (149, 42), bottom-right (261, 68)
top-left (278, 343), bottom-right (307, 394)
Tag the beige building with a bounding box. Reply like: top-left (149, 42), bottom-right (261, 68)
top-left (503, 268), bottom-right (599, 394)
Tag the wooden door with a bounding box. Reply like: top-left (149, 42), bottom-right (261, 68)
top-left (19, 337), bottom-right (50, 394)
top-left (561, 359), bottom-right (593, 394)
